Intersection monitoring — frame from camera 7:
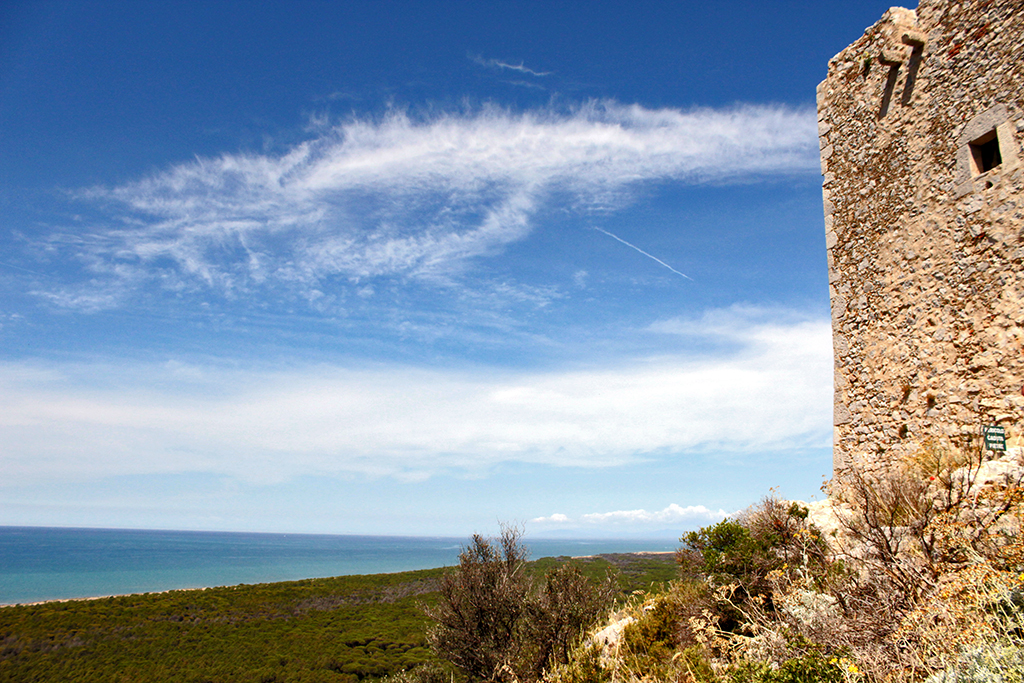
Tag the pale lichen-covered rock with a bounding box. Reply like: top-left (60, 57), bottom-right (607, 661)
top-left (800, 498), bottom-right (850, 541)
top-left (973, 446), bottom-right (1024, 486)
top-left (590, 615), bottom-right (634, 663)
top-left (779, 588), bottom-right (840, 630)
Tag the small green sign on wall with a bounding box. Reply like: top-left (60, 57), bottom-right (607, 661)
top-left (983, 425), bottom-right (1006, 451)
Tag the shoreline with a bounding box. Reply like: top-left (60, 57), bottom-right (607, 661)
top-left (9, 587), bottom-right (192, 608)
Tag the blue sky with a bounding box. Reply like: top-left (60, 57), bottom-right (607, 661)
top-left (1, 1), bottom-right (893, 538)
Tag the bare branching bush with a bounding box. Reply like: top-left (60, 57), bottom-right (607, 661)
top-left (530, 563), bottom-right (617, 678)
top-left (426, 525), bottom-right (615, 683)
top-left (785, 438), bottom-right (1024, 682)
top-left (832, 437), bottom-right (993, 600)
top-left (427, 526), bottom-right (533, 682)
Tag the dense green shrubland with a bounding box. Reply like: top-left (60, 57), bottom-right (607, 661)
top-left (1, 570), bottom-right (442, 682)
top-left (0, 552), bottom-right (675, 682)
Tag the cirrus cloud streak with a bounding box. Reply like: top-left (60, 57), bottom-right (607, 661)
top-left (49, 102), bottom-right (818, 309)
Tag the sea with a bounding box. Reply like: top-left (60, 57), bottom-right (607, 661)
top-left (0, 526), bottom-right (677, 606)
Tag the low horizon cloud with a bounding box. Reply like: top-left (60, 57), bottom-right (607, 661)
top-left (38, 101), bottom-right (818, 312)
top-left (0, 306), bottom-right (831, 487)
top-left (531, 503), bottom-right (732, 527)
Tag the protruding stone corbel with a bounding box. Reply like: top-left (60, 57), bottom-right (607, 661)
top-left (879, 31), bottom-right (924, 65)
top-left (879, 46), bottom-right (910, 65)
top-left (901, 30), bottom-right (927, 47)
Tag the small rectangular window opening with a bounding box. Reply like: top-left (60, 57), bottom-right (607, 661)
top-left (969, 130), bottom-right (1002, 174)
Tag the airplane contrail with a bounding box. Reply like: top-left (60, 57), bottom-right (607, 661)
top-left (590, 226), bottom-right (692, 281)
top-left (0, 260), bottom-right (38, 275)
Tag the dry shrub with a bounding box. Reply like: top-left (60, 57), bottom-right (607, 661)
top-left (572, 584), bottom-right (720, 683)
top-left (541, 642), bottom-right (611, 683)
top-left (789, 438), bottom-right (1024, 682)
top-left (891, 478), bottom-right (1024, 678)
top-left (479, 439), bottom-right (1023, 683)
top-left (832, 437), bottom-right (1001, 595)
top-left (641, 499), bottom-right (846, 676)
top-left (428, 526), bottom-right (533, 682)
top-left (427, 525), bottom-right (615, 683)
top-left (549, 579), bottom-right (852, 683)
top-left (679, 496), bottom-right (833, 625)
top-left (666, 438), bottom-right (1023, 683)
top-left (530, 563), bottom-right (619, 679)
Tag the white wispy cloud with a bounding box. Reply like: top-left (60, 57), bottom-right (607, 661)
top-left (581, 504), bottom-right (730, 524)
top-left (533, 513), bottom-right (572, 524)
top-left (48, 101), bottom-right (817, 310)
top-left (469, 55), bottom-right (553, 76)
top-left (532, 504), bottom-right (731, 527)
top-left (32, 289), bottom-right (125, 313)
top-left (0, 307), bottom-right (831, 486)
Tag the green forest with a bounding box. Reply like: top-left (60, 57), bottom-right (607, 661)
top-left (0, 552), bottom-right (677, 682)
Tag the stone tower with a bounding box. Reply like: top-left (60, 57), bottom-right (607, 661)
top-left (818, 0), bottom-right (1024, 477)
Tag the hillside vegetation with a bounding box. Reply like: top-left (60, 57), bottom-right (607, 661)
top-left (529, 440), bottom-right (1020, 683)
top-left (0, 552), bottom-right (675, 682)
top-left (401, 438), bottom-right (1022, 683)
top-left (4, 439), bottom-right (1019, 683)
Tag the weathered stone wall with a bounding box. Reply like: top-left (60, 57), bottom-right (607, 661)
top-left (818, 0), bottom-right (1024, 477)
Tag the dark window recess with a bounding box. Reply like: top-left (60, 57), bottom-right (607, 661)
top-left (970, 131), bottom-right (1002, 173)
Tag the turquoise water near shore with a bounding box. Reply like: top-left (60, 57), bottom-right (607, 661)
top-left (0, 526), bottom-right (676, 605)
